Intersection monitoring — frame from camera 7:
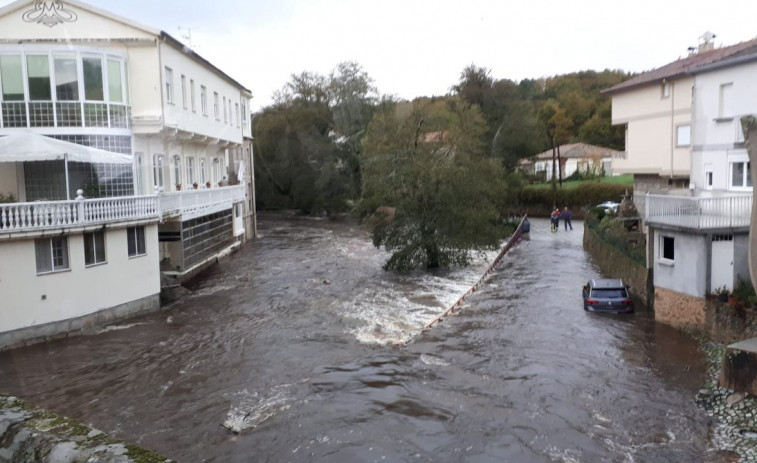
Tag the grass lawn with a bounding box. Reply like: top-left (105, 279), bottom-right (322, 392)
top-left (528, 174), bottom-right (633, 190)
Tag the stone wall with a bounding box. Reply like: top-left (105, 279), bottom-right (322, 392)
top-left (704, 301), bottom-right (757, 344)
top-left (582, 223), bottom-right (651, 307)
top-left (654, 286), bottom-right (707, 328)
top-left (0, 394), bottom-right (169, 462)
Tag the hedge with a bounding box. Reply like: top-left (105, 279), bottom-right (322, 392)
top-left (516, 183), bottom-right (632, 217)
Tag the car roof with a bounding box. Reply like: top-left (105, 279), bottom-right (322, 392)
top-left (589, 278), bottom-right (625, 289)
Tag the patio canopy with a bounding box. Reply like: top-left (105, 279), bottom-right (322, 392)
top-left (0, 132), bottom-right (132, 164)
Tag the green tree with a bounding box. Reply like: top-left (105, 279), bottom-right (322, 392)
top-left (361, 98), bottom-right (507, 271)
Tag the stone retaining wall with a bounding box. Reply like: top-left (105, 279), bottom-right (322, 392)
top-left (582, 223), bottom-right (651, 307)
top-left (0, 394), bottom-right (169, 462)
top-left (654, 286), bottom-right (707, 328)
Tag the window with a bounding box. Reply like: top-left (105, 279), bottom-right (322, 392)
top-left (676, 125), bottom-right (691, 147)
top-left (153, 154), bottom-right (164, 190)
top-left (190, 79), bottom-right (196, 112)
top-left (127, 226), bottom-right (146, 257)
top-left (731, 161), bottom-right (752, 189)
top-left (165, 67), bottom-right (174, 103)
top-left (187, 156), bottom-right (195, 184)
top-left (107, 59), bottom-right (123, 104)
top-left (201, 85), bottom-right (208, 115)
top-left (200, 158), bottom-right (206, 184)
top-left (223, 96), bottom-right (227, 123)
top-left (82, 56), bottom-right (104, 101)
top-left (214, 92), bottom-right (219, 119)
top-left (242, 100), bottom-right (247, 124)
top-left (35, 237), bottom-right (69, 274)
top-left (719, 83), bottom-right (733, 118)
top-left (229, 102), bottom-right (233, 125)
top-left (173, 155), bottom-right (182, 187)
top-left (705, 164), bottom-right (714, 189)
top-left (84, 230), bottom-right (106, 266)
top-left (54, 55), bottom-right (79, 101)
top-left (181, 74), bottom-right (187, 108)
top-left (124, 62), bottom-right (130, 104)
top-left (134, 152), bottom-right (144, 194)
top-left (661, 82), bottom-right (670, 99)
top-left (0, 55), bottom-right (24, 101)
top-left (660, 235), bottom-right (674, 263)
top-left (235, 103), bottom-right (239, 127)
top-left (26, 55), bottom-right (51, 100)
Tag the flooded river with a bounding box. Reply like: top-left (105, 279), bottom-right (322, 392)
top-left (0, 215), bottom-right (718, 462)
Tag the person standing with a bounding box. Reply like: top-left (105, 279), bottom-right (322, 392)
top-left (562, 206), bottom-right (573, 231)
top-left (550, 208), bottom-right (560, 232)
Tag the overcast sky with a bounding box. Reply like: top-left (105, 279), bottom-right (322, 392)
top-left (3, 0), bottom-right (757, 110)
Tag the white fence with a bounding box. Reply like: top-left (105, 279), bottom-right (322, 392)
top-left (0, 195), bottom-right (159, 233)
top-left (645, 193), bottom-right (752, 229)
top-left (158, 185), bottom-right (245, 221)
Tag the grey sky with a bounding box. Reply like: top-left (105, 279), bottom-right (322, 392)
top-left (3, 0), bottom-right (757, 110)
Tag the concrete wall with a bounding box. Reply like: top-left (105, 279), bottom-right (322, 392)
top-left (612, 77), bottom-right (693, 178)
top-left (582, 223), bottom-right (652, 307)
top-left (654, 286), bottom-right (707, 328)
top-left (0, 224), bottom-right (160, 335)
top-left (652, 229), bottom-right (708, 298)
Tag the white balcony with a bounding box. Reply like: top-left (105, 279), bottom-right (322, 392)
top-left (645, 191), bottom-right (752, 230)
top-left (158, 185), bottom-right (245, 221)
top-left (0, 195), bottom-right (159, 237)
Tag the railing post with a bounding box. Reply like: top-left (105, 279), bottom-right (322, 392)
top-left (76, 189), bottom-right (85, 224)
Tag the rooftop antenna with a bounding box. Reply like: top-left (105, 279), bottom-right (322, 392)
top-left (698, 31), bottom-right (717, 52)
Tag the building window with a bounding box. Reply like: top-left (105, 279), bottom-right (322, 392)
top-left (719, 83), bottom-right (733, 118)
top-left (165, 67), bottom-right (174, 104)
top-left (660, 235), bottom-right (674, 263)
top-left (127, 226), bottom-right (146, 257)
top-left (187, 156), bottom-right (195, 185)
top-left (235, 103), bottom-right (239, 127)
top-left (153, 154), bottom-right (164, 190)
top-left (705, 165), bottom-right (714, 189)
top-left (107, 59), bottom-right (124, 104)
top-left (661, 82), bottom-right (670, 99)
top-left (676, 125), bottom-right (691, 147)
top-left (173, 155), bottom-right (182, 187)
top-left (35, 236), bottom-right (69, 274)
top-left (54, 55), bottom-right (79, 101)
top-left (223, 96), bottom-right (227, 123)
top-left (242, 100), bottom-right (247, 124)
top-left (200, 158), bottom-right (206, 184)
top-left (0, 55), bottom-right (24, 101)
top-left (201, 85), bottom-right (208, 115)
top-left (82, 56), bottom-right (104, 101)
top-left (214, 92), bottom-right (219, 120)
top-left (731, 161), bottom-right (752, 189)
top-left (190, 79), bottom-right (196, 112)
top-left (26, 55), bottom-right (51, 101)
top-left (84, 229), bottom-right (106, 266)
top-left (229, 102), bottom-right (233, 125)
top-left (180, 74), bottom-right (187, 109)
top-left (134, 152), bottom-right (144, 194)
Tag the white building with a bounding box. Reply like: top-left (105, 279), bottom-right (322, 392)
top-left (521, 143), bottom-right (623, 181)
top-left (0, 0), bottom-right (255, 349)
top-left (606, 35), bottom-right (757, 327)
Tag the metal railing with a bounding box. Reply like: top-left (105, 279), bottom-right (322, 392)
top-left (158, 185), bottom-right (245, 221)
top-left (645, 192), bottom-right (752, 229)
top-left (0, 100), bottom-right (130, 129)
top-left (0, 195), bottom-right (159, 233)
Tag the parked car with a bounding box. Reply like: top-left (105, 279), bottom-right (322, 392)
top-left (582, 279), bottom-right (634, 313)
top-left (596, 201), bottom-right (620, 213)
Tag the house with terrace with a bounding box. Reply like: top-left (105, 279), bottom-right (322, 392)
top-left (0, 0), bottom-right (255, 349)
top-left (519, 143), bottom-right (624, 182)
top-left (605, 33), bottom-right (757, 328)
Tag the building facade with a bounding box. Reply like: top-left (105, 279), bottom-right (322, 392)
top-left (0, 0), bottom-right (255, 349)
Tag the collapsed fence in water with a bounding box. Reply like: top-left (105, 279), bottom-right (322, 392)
top-left (423, 215), bottom-right (528, 331)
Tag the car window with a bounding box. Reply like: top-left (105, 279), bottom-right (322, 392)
top-left (591, 288), bottom-right (627, 298)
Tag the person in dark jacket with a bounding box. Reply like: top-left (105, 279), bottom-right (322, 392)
top-left (550, 208), bottom-right (560, 232)
top-left (562, 206), bottom-right (573, 230)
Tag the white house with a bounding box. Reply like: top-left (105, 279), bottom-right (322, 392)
top-left (0, 0), bottom-right (255, 349)
top-left (521, 143), bottom-right (623, 181)
top-left (607, 35), bottom-right (757, 328)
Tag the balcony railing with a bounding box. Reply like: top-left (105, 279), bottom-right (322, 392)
top-left (645, 192), bottom-right (752, 230)
top-left (0, 101), bottom-right (130, 129)
top-left (158, 185), bottom-right (245, 221)
top-left (0, 195), bottom-right (159, 234)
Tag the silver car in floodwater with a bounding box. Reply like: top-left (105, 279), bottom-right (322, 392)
top-left (582, 279), bottom-right (634, 313)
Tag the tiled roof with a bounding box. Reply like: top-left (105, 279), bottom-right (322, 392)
top-left (604, 37), bottom-right (757, 94)
top-left (528, 143), bottom-right (622, 161)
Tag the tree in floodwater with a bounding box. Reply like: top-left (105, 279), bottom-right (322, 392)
top-left (360, 98), bottom-right (508, 271)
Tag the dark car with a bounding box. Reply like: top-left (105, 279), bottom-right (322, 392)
top-left (582, 279), bottom-right (634, 313)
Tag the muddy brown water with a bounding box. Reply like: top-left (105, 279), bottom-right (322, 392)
top-left (0, 215), bottom-right (717, 462)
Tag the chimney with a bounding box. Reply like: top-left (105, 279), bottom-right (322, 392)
top-left (698, 31), bottom-right (717, 53)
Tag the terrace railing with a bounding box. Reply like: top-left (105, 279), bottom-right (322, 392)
top-left (158, 185), bottom-right (245, 221)
top-left (0, 195), bottom-right (159, 234)
top-left (645, 192), bottom-right (752, 230)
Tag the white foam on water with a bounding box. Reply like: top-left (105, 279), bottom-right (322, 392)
top-left (420, 354), bottom-right (450, 367)
top-left (222, 381), bottom-right (307, 434)
top-left (191, 284), bottom-right (238, 297)
top-left (343, 249), bottom-right (502, 346)
top-left (96, 322), bottom-right (148, 334)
